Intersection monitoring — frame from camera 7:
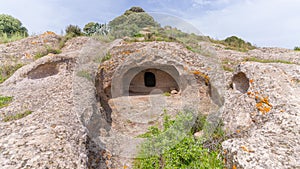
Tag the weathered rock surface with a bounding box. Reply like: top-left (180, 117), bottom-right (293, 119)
top-left (222, 62), bottom-right (300, 169)
top-left (0, 36), bottom-right (94, 169)
top-left (0, 31), bottom-right (61, 66)
top-left (0, 34), bottom-right (299, 169)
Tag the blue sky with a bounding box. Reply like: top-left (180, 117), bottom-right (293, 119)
top-left (0, 0), bottom-right (299, 48)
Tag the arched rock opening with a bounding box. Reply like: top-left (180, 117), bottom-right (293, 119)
top-left (129, 68), bottom-right (179, 95)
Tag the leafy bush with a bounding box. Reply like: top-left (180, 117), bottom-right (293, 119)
top-left (3, 110), bottom-right (32, 122)
top-left (0, 14), bottom-right (28, 37)
top-left (294, 46), bottom-right (300, 51)
top-left (0, 95), bottom-right (13, 108)
top-left (134, 112), bottom-right (224, 169)
top-left (65, 24), bottom-right (82, 37)
top-left (212, 36), bottom-right (256, 52)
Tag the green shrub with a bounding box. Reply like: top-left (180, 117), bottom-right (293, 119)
top-left (0, 14), bottom-right (28, 37)
top-left (3, 110), bottom-right (32, 122)
top-left (134, 111), bottom-right (224, 169)
top-left (0, 63), bottom-right (24, 83)
top-left (46, 47), bottom-right (61, 54)
top-left (294, 46), bottom-right (300, 51)
top-left (58, 33), bottom-right (74, 49)
top-left (0, 95), bottom-right (13, 108)
top-left (65, 24), bottom-right (82, 37)
top-left (127, 6), bottom-right (145, 13)
top-left (211, 36), bottom-right (256, 52)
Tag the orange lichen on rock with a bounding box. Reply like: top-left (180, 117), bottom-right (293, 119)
top-left (121, 50), bottom-right (140, 55)
top-left (232, 165), bottom-right (237, 169)
top-left (43, 31), bottom-right (56, 35)
top-left (191, 70), bottom-right (210, 80)
top-left (256, 96), bottom-right (272, 114)
top-left (191, 70), bottom-right (210, 84)
top-left (41, 31), bottom-right (56, 37)
top-left (240, 145), bottom-right (254, 153)
top-left (31, 41), bottom-right (38, 45)
top-left (249, 79), bottom-right (254, 83)
top-left (24, 53), bottom-right (32, 59)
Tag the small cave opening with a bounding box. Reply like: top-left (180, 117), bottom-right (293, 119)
top-left (27, 59), bottom-right (73, 79)
top-left (129, 68), bottom-right (179, 96)
top-left (27, 62), bottom-right (59, 79)
top-left (232, 72), bottom-right (250, 93)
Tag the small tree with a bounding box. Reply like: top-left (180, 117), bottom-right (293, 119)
top-left (0, 14), bottom-right (28, 36)
top-left (294, 46), bottom-right (300, 51)
top-left (83, 22), bottom-right (96, 35)
top-left (65, 25), bottom-right (82, 37)
top-left (124, 6), bottom-right (145, 15)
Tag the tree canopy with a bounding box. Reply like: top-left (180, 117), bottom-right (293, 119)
top-left (109, 7), bottom-right (159, 38)
top-left (0, 14), bottom-right (28, 36)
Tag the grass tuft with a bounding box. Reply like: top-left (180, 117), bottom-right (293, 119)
top-left (77, 70), bottom-right (92, 81)
top-left (0, 33), bottom-right (27, 44)
top-left (3, 110), bottom-right (32, 122)
top-left (34, 46), bottom-right (61, 60)
top-left (163, 92), bottom-right (171, 96)
top-left (0, 96), bottom-right (13, 109)
top-left (100, 52), bottom-right (112, 62)
top-left (244, 57), bottom-right (294, 64)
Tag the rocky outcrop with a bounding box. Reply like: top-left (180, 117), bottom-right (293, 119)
top-left (222, 62), bottom-right (300, 169)
top-left (0, 31), bottom-right (61, 66)
top-left (0, 36), bottom-right (94, 169)
top-left (0, 34), bottom-right (299, 169)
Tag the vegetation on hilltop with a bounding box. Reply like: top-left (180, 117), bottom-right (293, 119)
top-left (108, 7), bottom-right (160, 38)
top-left (294, 46), bottom-right (300, 51)
top-left (211, 36), bottom-right (256, 52)
top-left (0, 6), bottom-right (256, 53)
top-left (0, 14), bottom-right (28, 43)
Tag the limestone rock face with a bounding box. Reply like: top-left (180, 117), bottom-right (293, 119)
top-left (222, 62), bottom-right (300, 169)
top-left (0, 34), bottom-right (299, 169)
top-left (0, 36), bottom-right (95, 169)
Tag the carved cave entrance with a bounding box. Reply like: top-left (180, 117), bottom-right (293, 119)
top-left (129, 68), bottom-right (179, 95)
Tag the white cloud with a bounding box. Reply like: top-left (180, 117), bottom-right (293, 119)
top-left (0, 0), bottom-right (128, 34)
top-left (189, 0), bottom-right (300, 48)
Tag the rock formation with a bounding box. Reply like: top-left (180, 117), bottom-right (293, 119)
top-left (0, 33), bottom-right (299, 169)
